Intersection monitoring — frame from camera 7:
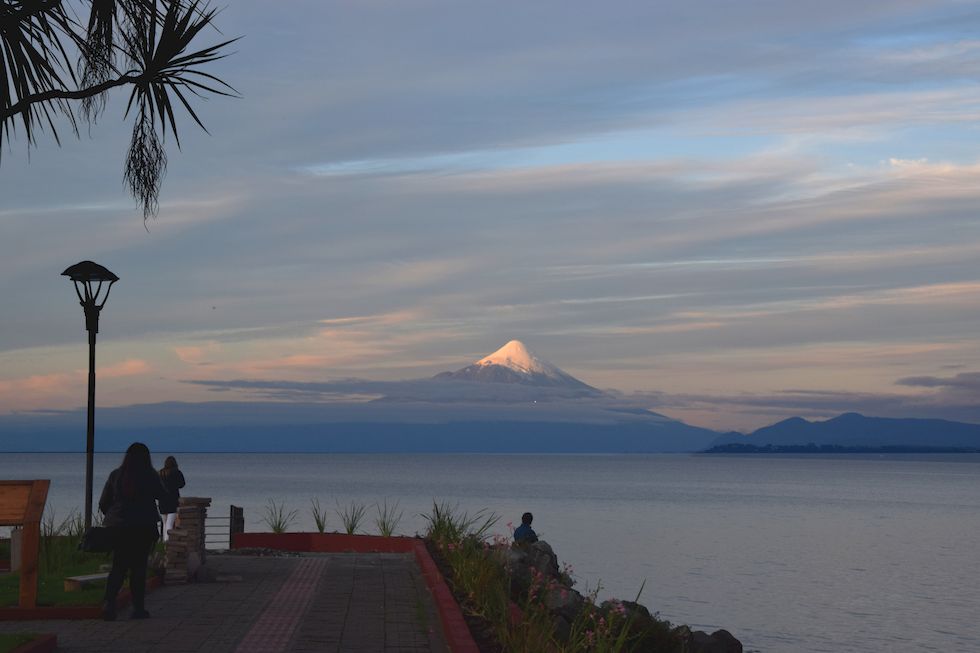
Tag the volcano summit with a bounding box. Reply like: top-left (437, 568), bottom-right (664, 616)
top-left (434, 339), bottom-right (598, 392)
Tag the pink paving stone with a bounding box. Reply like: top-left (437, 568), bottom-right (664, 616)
top-left (234, 558), bottom-right (327, 653)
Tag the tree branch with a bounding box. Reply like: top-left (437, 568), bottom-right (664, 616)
top-left (0, 0), bottom-right (66, 27)
top-left (0, 73), bottom-right (143, 121)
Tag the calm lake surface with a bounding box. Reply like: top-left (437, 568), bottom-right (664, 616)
top-left (1, 452), bottom-right (978, 652)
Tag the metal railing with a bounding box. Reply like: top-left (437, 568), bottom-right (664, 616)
top-left (204, 505), bottom-right (243, 550)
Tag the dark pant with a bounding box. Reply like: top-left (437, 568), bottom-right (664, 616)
top-left (104, 525), bottom-right (158, 610)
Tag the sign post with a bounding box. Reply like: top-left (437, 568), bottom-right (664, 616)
top-left (0, 480), bottom-right (50, 608)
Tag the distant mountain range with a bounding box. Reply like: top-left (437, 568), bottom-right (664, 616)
top-left (3, 341), bottom-right (979, 454)
top-left (709, 412), bottom-right (980, 451)
top-left (0, 340), bottom-right (717, 453)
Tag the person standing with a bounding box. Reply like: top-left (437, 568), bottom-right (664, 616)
top-left (158, 456), bottom-right (186, 542)
top-left (98, 442), bottom-right (169, 620)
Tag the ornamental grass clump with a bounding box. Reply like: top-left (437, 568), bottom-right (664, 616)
top-left (374, 499), bottom-right (403, 537)
top-left (310, 497), bottom-right (328, 533)
top-left (261, 499), bottom-right (297, 534)
top-left (336, 500), bottom-right (368, 535)
top-left (422, 501), bottom-right (498, 543)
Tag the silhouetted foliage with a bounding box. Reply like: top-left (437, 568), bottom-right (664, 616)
top-left (0, 0), bottom-right (238, 219)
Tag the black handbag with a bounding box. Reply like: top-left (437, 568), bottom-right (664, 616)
top-left (79, 526), bottom-right (117, 553)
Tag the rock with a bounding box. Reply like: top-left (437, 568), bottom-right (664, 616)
top-left (603, 600), bottom-right (682, 651)
top-left (505, 540), bottom-right (561, 601)
top-left (551, 614), bottom-right (572, 643)
top-left (709, 629), bottom-right (742, 653)
top-left (545, 585), bottom-right (585, 622)
top-left (690, 628), bottom-right (743, 653)
top-left (525, 540), bottom-right (560, 579)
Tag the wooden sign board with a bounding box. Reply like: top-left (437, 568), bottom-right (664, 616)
top-left (0, 480), bottom-right (50, 608)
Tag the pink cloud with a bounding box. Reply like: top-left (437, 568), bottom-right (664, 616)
top-left (0, 359), bottom-right (152, 412)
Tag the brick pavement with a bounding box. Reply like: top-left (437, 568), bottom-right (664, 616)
top-left (0, 553), bottom-right (449, 653)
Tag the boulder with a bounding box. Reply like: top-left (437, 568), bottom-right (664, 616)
top-left (545, 585), bottom-right (586, 622)
top-left (688, 628), bottom-right (743, 653)
top-left (526, 540), bottom-right (561, 579)
top-left (604, 600), bottom-right (683, 651)
top-left (506, 540), bottom-right (562, 600)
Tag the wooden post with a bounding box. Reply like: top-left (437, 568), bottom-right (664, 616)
top-left (230, 505), bottom-right (244, 546)
top-left (0, 480), bottom-right (50, 609)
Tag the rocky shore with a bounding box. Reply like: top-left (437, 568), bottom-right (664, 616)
top-left (506, 540), bottom-right (742, 653)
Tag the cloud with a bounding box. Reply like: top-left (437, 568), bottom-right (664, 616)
top-left (184, 375), bottom-right (600, 405)
top-left (896, 372), bottom-right (980, 390)
top-left (0, 359), bottom-right (152, 412)
top-left (100, 359), bottom-right (152, 378)
top-left (174, 343), bottom-right (223, 366)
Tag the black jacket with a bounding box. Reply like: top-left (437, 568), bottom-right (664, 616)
top-left (98, 467), bottom-right (169, 528)
top-left (158, 468), bottom-right (186, 514)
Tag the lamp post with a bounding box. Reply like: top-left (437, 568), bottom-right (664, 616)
top-left (62, 261), bottom-right (119, 530)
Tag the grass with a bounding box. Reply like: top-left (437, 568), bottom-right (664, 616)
top-left (0, 633), bottom-right (36, 653)
top-left (421, 501), bottom-right (498, 543)
top-left (335, 500), bottom-right (368, 535)
top-left (1, 509), bottom-right (108, 607)
top-left (310, 497), bottom-right (328, 533)
top-left (0, 508), bottom-right (164, 608)
top-left (0, 555), bottom-right (110, 607)
top-left (260, 499), bottom-right (298, 534)
top-left (374, 498), bottom-right (403, 537)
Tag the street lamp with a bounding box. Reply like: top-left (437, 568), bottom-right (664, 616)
top-left (62, 261), bottom-right (119, 530)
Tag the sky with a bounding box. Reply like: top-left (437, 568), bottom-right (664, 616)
top-left (2, 0), bottom-right (980, 431)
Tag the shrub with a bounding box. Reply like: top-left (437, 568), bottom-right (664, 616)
top-left (374, 499), bottom-right (403, 537)
top-left (310, 497), bottom-right (328, 533)
top-left (335, 500), bottom-right (367, 535)
top-left (260, 500), bottom-right (297, 534)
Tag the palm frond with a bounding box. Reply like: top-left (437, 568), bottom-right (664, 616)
top-left (1, 0), bottom-right (238, 219)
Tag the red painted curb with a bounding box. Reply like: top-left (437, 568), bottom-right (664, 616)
top-left (0, 574), bottom-right (162, 621)
top-left (412, 541), bottom-right (480, 653)
top-left (231, 533), bottom-right (480, 652)
top-left (11, 633), bottom-right (56, 653)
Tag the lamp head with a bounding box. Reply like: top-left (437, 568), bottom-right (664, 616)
top-left (62, 261), bottom-right (119, 332)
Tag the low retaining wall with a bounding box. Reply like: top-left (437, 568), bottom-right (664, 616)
top-left (231, 532), bottom-right (478, 652)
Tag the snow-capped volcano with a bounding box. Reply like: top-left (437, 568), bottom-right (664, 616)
top-left (434, 340), bottom-right (598, 392)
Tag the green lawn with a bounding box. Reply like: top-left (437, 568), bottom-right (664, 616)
top-left (0, 633), bottom-right (36, 653)
top-left (0, 537), bottom-right (165, 607)
top-left (0, 553), bottom-right (111, 607)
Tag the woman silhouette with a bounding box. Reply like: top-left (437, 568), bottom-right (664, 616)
top-left (98, 442), bottom-right (168, 620)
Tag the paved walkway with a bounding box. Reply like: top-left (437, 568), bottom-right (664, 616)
top-left (0, 553), bottom-right (449, 652)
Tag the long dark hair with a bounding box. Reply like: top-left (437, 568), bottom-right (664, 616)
top-left (162, 456), bottom-right (178, 470)
top-left (120, 442), bottom-right (153, 498)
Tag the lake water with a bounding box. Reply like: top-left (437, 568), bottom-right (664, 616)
top-left (1, 452), bottom-right (978, 652)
